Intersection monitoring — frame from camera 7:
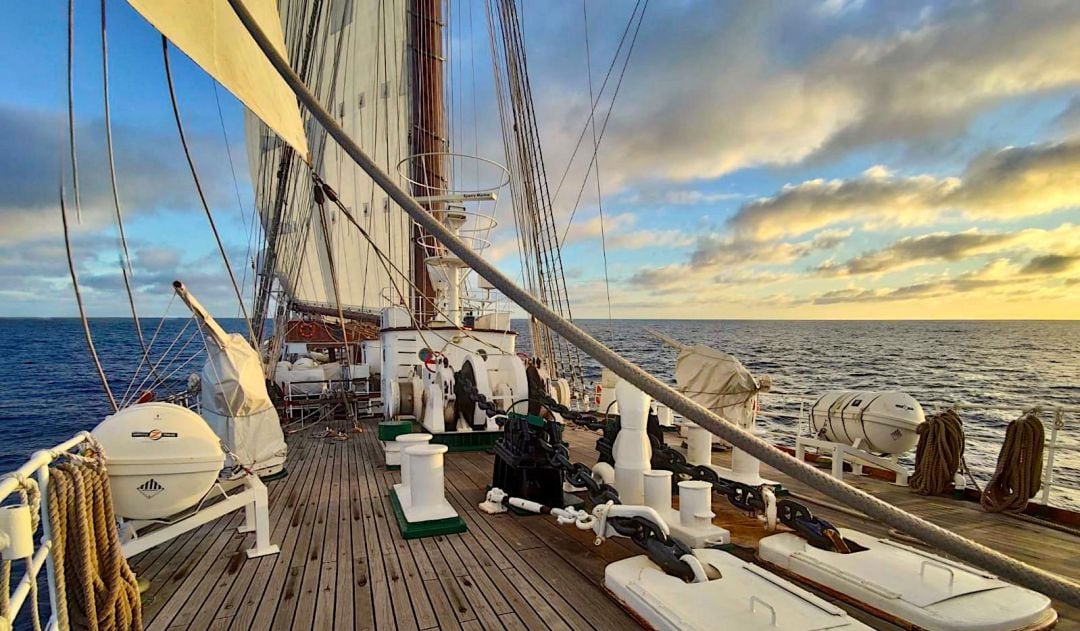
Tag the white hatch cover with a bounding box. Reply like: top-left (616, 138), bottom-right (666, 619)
top-left (605, 548), bottom-right (870, 631)
top-left (759, 530), bottom-right (1054, 631)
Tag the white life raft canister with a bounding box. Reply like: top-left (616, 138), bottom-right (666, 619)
top-left (808, 390), bottom-right (924, 455)
top-left (91, 402), bottom-right (225, 520)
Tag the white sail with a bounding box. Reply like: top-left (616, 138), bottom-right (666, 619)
top-left (128, 0), bottom-right (308, 159)
top-left (245, 0), bottom-right (413, 313)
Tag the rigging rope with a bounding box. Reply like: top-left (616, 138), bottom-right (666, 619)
top-left (100, 0), bottom-right (157, 383)
top-left (981, 411), bottom-right (1045, 513)
top-left (162, 37), bottom-right (257, 346)
top-left (582, 0), bottom-right (615, 343)
top-left (551, 0), bottom-right (644, 206)
top-left (48, 443), bottom-right (142, 630)
top-left (67, 0), bottom-right (82, 223)
top-left (61, 180), bottom-right (117, 413)
top-left (909, 409), bottom-right (967, 496)
top-left (228, 0), bottom-right (1080, 605)
top-left (559, 0), bottom-right (649, 248)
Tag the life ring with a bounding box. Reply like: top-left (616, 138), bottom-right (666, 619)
top-left (418, 348), bottom-right (442, 373)
top-left (298, 321), bottom-right (316, 339)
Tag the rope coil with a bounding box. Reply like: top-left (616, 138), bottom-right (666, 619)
top-left (981, 411), bottom-right (1045, 514)
top-left (47, 441), bottom-right (142, 631)
top-left (910, 409), bottom-right (966, 496)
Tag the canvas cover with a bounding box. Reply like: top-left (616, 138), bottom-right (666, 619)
top-left (201, 332), bottom-right (288, 474)
top-left (674, 345), bottom-right (761, 428)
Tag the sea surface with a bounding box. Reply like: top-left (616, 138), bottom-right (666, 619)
top-left (1, 318), bottom-right (1077, 510)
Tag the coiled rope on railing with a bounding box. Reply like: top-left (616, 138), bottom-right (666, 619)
top-left (910, 409), bottom-right (966, 496)
top-left (981, 411), bottom-right (1045, 514)
top-left (47, 447), bottom-right (142, 631)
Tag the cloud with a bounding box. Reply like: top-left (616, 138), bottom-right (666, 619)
top-left (809, 254), bottom-right (1073, 305)
top-left (728, 141), bottom-right (1080, 239)
top-left (817, 230), bottom-right (1013, 275)
top-left (690, 228), bottom-right (850, 268)
top-left (1021, 254), bottom-right (1080, 275)
top-left (0, 103), bottom-right (240, 245)
top-left (817, 223), bottom-right (1080, 276)
top-left (531, 0), bottom-right (1080, 188)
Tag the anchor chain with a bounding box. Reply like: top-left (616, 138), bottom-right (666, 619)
top-left (458, 369), bottom-right (849, 556)
top-left (456, 369), bottom-right (696, 578)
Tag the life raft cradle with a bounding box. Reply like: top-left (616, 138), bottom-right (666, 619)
top-left (465, 381), bottom-right (1057, 631)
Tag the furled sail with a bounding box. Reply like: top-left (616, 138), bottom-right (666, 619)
top-left (245, 0), bottom-right (413, 317)
top-left (127, 0), bottom-right (308, 159)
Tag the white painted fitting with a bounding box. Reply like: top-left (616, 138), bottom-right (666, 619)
top-left (678, 480), bottom-right (715, 529)
top-left (612, 380), bottom-right (652, 504)
top-left (406, 444), bottom-right (449, 513)
top-left (396, 433), bottom-right (432, 507)
top-left (643, 470), bottom-right (673, 513)
top-left (732, 445), bottom-right (764, 483)
top-left (685, 422), bottom-right (712, 466)
top-left (655, 404), bottom-right (674, 428)
top-left (0, 504), bottom-right (33, 559)
top-left (384, 441), bottom-right (402, 467)
top-left (592, 462), bottom-right (615, 486)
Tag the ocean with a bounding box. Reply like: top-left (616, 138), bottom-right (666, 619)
top-left (1, 318), bottom-right (1077, 510)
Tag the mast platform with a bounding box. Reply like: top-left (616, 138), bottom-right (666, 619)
top-left (129, 418), bottom-right (1080, 630)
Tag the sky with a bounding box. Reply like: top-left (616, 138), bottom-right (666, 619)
top-left (1, 0), bottom-right (1078, 320)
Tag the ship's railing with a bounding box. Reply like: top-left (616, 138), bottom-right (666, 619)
top-left (0, 431), bottom-right (94, 630)
top-left (757, 393), bottom-right (1077, 509)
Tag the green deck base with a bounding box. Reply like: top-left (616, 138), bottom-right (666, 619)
top-left (385, 464), bottom-right (400, 471)
top-left (429, 430), bottom-right (501, 452)
top-left (378, 420), bottom-right (415, 441)
top-left (389, 488), bottom-right (466, 539)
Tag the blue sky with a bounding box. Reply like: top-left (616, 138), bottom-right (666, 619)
top-left (1, 0), bottom-right (1078, 319)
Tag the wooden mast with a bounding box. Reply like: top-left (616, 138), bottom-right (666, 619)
top-left (409, 0), bottom-right (448, 323)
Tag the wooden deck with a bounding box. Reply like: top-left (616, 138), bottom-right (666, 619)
top-left (130, 418), bottom-right (1080, 630)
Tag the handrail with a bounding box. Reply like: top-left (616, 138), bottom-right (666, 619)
top-left (0, 431), bottom-right (94, 629)
top-left (757, 392), bottom-right (1075, 509)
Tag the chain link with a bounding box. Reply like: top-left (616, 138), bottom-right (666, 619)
top-left (457, 369), bottom-right (848, 556)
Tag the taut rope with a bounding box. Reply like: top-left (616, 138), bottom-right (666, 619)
top-left (981, 411), bottom-right (1045, 513)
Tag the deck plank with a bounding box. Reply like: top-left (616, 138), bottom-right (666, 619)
top-left (223, 437), bottom-right (328, 630)
top-left (186, 435), bottom-right (321, 628)
top-left (132, 414), bottom-right (1080, 630)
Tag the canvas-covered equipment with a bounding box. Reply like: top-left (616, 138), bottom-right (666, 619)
top-left (174, 281), bottom-right (287, 477)
top-left (674, 344), bottom-right (763, 428)
top-left (201, 331), bottom-right (288, 477)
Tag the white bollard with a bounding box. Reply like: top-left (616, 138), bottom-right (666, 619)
top-left (612, 380), bottom-right (652, 504)
top-left (678, 480), bottom-right (715, 529)
top-left (655, 404), bottom-right (674, 428)
top-left (406, 444), bottom-right (450, 520)
top-left (685, 422), bottom-right (712, 466)
top-left (643, 470), bottom-right (673, 513)
top-left (395, 433), bottom-right (432, 507)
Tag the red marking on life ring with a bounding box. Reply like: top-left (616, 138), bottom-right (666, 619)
top-left (298, 321), bottom-right (316, 339)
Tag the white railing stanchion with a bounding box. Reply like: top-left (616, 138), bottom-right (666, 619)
top-left (37, 460), bottom-right (60, 630)
top-left (1042, 410), bottom-right (1064, 507)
